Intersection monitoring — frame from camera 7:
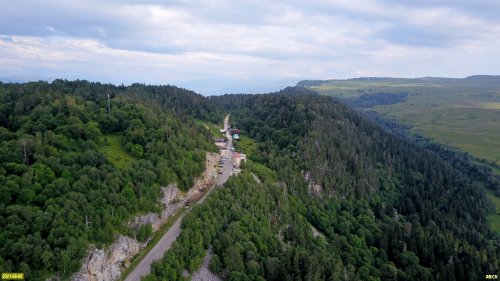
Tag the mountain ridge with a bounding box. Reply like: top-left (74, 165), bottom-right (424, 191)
top-left (297, 75), bottom-right (500, 87)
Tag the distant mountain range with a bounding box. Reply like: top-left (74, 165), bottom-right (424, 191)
top-left (297, 75), bottom-right (500, 88)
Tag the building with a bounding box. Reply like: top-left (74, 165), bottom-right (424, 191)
top-left (232, 134), bottom-right (240, 140)
top-left (233, 152), bottom-right (246, 168)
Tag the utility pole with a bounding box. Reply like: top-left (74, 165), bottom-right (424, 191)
top-left (85, 215), bottom-right (92, 228)
top-left (107, 93), bottom-right (111, 118)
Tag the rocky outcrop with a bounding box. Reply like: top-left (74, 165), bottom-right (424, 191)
top-left (303, 171), bottom-right (323, 197)
top-left (133, 213), bottom-right (161, 232)
top-left (131, 184), bottom-right (185, 232)
top-left (191, 247), bottom-right (221, 281)
top-left (70, 184), bottom-right (185, 281)
top-left (71, 236), bottom-right (140, 281)
top-left (160, 184), bottom-right (185, 221)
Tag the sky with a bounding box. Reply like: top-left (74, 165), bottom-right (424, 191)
top-left (1, 0), bottom-right (499, 94)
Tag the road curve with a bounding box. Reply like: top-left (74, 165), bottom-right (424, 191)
top-left (124, 115), bottom-right (232, 281)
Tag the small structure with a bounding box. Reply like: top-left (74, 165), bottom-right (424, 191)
top-left (219, 147), bottom-right (228, 157)
top-left (232, 134), bottom-right (240, 140)
top-left (214, 137), bottom-right (227, 149)
top-left (219, 129), bottom-right (226, 133)
top-left (233, 152), bottom-right (246, 168)
top-left (215, 143), bottom-right (225, 149)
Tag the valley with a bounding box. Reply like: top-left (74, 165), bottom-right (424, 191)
top-left (302, 76), bottom-right (500, 169)
top-left (124, 115), bottom-right (234, 281)
top-left (0, 81), bottom-right (498, 281)
top-left (3, 1), bottom-right (500, 280)
top-left (144, 89), bottom-right (499, 281)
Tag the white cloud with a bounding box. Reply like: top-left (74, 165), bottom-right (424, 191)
top-left (0, 0), bottom-right (499, 93)
top-left (94, 27), bottom-right (107, 37)
top-left (44, 26), bottom-right (56, 33)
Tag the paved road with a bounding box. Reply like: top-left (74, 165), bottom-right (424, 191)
top-left (124, 115), bottom-right (232, 281)
top-left (215, 116), bottom-right (233, 187)
top-left (124, 217), bottom-right (183, 281)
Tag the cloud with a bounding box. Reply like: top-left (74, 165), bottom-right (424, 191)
top-left (45, 26), bottom-right (56, 33)
top-left (0, 35), bottom-right (298, 93)
top-left (94, 27), bottom-right (106, 37)
top-left (0, 0), bottom-right (499, 93)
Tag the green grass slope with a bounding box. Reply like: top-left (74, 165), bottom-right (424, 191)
top-left (100, 135), bottom-right (134, 169)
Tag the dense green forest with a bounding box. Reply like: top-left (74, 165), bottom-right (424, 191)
top-left (364, 110), bottom-right (500, 196)
top-left (146, 88), bottom-right (498, 280)
top-left (0, 80), bottom-right (217, 279)
top-left (301, 76), bottom-right (500, 168)
top-left (0, 81), bottom-right (498, 280)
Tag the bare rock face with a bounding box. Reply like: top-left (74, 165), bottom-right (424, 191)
top-left (133, 213), bottom-right (161, 232)
top-left (108, 236), bottom-right (141, 265)
top-left (303, 171), bottom-right (323, 197)
top-left (160, 184), bottom-right (185, 221)
top-left (70, 184), bottom-right (185, 281)
top-left (71, 236), bottom-right (140, 281)
top-left (191, 247), bottom-right (221, 281)
top-left (71, 249), bottom-right (107, 281)
top-left (131, 184), bottom-right (185, 232)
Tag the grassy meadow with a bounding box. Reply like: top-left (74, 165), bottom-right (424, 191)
top-left (100, 134), bottom-right (135, 169)
top-left (234, 135), bottom-right (258, 157)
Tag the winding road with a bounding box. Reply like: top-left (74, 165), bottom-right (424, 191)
top-left (124, 115), bottom-right (233, 281)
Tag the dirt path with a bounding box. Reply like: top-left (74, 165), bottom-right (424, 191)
top-left (124, 115), bottom-right (232, 281)
top-left (311, 224), bottom-right (325, 238)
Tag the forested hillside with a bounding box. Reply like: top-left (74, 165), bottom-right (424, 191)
top-left (0, 82), bottom-right (498, 281)
top-left (147, 87), bottom-right (498, 281)
top-left (0, 80), bottom-right (217, 279)
top-left (300, 76), bottom-right (500, 169)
